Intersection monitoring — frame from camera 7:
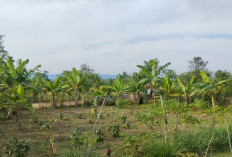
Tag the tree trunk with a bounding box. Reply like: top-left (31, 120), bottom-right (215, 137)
top-left (68, 93), bottom-right (71, 106)
top-left (6, 107), bottom-right (12, 119)
top-left (212, 95), bottom-right (215, 108)
top-left (211, 94), bottom-right (216, 127)
top-left (185, 96), bottom-right (188, 105)
top-left (52, 92), bottom-right (56, 109)
top-left (75, 89), bottom-right (78, 106)
top-left (153, 89), bottom-right (156, 105)
top-left (16, 107), bottom-right (22, 129)
top-left (137, 92), bottom-right (140, 105)
top-left (60, 92), bottom-right (64, 107)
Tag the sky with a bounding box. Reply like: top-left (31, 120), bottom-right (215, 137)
top-left (1, 0), bottom-right (232, 75)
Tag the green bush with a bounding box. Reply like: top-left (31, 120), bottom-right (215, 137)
top-left (106, 123), bottom-right (120, 137)
top-left (95, 127), bottom-right (105, 142)
top-left (2, 137), bottom-right (30, 157)
top-left (70, 126), bottom-right (89, 147)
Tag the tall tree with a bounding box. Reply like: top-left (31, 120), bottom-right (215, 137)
top-left (0, 35), bottom-right (8, 55)
top-left (80, 63), bottom-right (94, 74)
top-left (188, 56), bottom-right (208, 81)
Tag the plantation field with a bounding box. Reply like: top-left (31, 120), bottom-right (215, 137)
top-left (1, 104), bottom-right (232, 157)
top-left (0, 105), bottom-right (147, 156)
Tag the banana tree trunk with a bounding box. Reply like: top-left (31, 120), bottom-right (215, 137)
top-left (212, 95), bottom-right (215, 108)
top-left (137, 92), bottom-right (140, 105)
top-left (153, 90), bottom-right (156, 105)
top-left (211, 94), bottom-right (216, 127)
top-left (60, 92), bottom-right (64, 107)
top-left (75, 89), bottom-right (78, 106)
top-left (16, 106), bottom-right (22, 129)
top-left (6, 107), bottom-right (12, 119)
top-left (68, 93), bottom-right (71, 106)
top-left (185, 96), bottom-right (188, 105)
top-left (52, 92), bottom-right (56, 109)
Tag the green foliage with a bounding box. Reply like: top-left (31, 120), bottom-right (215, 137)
top-left (29, 107), bottom-right (39, 124)
top-left (174, 127), bottom-right (232, 155)
top-left (2, 137), bottom-right (30, 157)
top-left (143, 140), bottom-right (181, 157)
top-left (70, 126), bottom-right (89, 147)
top-left (106, 123), bottom-right (120, 137)
top-left (95, 127), bottom-right (105, 142)
top-left (136, 106), bottom-right (166, 135)
top-left (58, 113), bottom-right (69, 121)
top-left (119, 133), bottom-right (151, 155)
top-left (121, 114), bottom-right (131, 128)
top-left (121, 114), bottom-right (127, 124)
top-left (41, 119), bottom-right (57, 155)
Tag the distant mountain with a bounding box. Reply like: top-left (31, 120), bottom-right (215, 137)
top-left (47, 74), bottom-right (116, 80)
top-left (47, 74), bottom-right (61, 80)
top-left (100, 74), bottom-right (117, 80)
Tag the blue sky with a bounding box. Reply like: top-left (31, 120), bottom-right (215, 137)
top-left (0, 0), bottom-right (232, 74)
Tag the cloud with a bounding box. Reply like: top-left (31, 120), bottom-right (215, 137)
top-left (0, 0), bottom-right (232, 74)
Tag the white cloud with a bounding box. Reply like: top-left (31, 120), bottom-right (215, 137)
top-left (0, 0), bottom-right (232, 74)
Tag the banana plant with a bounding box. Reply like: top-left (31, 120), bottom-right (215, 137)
top-left (42, 76), bottom-right (61, 108)
top-left (174, 76), bottom-right (196, 105)
top-left (63, 68), bottom-right (87, 106)
top-left (111, 76), bottom-right (125, 104)
top-left (198, 71), bottom-right (232, 108)
top-left (159, 74), bottom-right (175, 100)
top-left (7, 58), bottom-right (41, 86)
top-left (4, 58), bottom-right (40, 118)
top-left (137, 59), bottom-right (171, 104)
top-left (125, 79), bottom-right (146, 105)
top-left (3, 85), bottom-right (29, 128)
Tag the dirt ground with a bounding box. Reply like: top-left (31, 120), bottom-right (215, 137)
top-left (0, 104), bottom-right (146, 156)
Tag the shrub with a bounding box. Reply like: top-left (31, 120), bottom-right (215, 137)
top-left (58, 113), bottom-right (69, 121)
top-left (95, 127), bottom-right (105, 142)
top-left (70, 126), bottom-right (89, 147)
top-left (2, 137), bottom-right (30, 157)
top-left (106, 123), bottom-right (120, 137)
